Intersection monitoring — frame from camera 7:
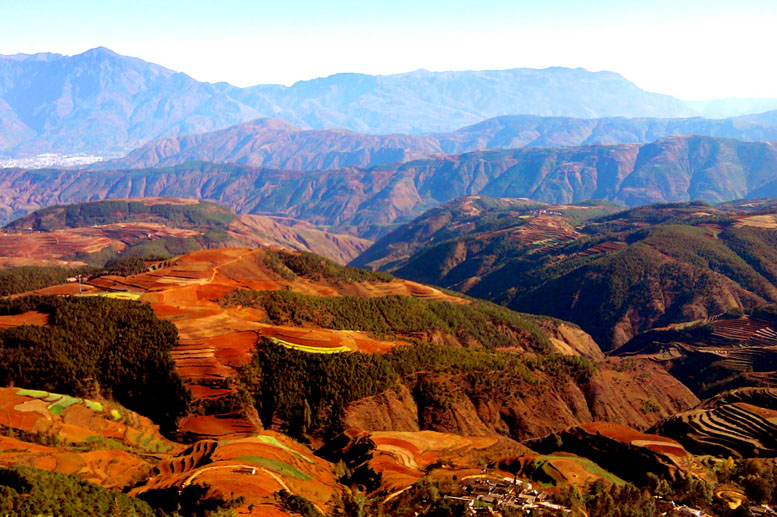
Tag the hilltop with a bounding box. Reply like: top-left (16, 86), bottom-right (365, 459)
top-left (3, 136), bottom-right (777, 236)
top-left (0, 198), bottom-right (370, 266)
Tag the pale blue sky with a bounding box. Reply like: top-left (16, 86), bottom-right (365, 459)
top-left (1, 0), bottom-right (776, 99)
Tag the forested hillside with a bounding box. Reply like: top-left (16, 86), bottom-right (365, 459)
top-left (356, 198), bottom-right (777, 350)
top-left (0, 296), bottom-right (189, 431)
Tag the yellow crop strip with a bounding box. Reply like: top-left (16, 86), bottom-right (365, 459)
top-left (81, 292), bottom-right (142, 300)
top-left (269, 336), bottom-right (350, 354)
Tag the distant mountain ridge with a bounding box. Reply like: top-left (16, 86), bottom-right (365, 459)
top-left (102, 112), bottom-right (777, 171)
top-left (2, 136), bottom-right (777, 236)
top-left (0, 47), bottom-right (699, 157)
top-left (100, 118), bottom-right (445, 171)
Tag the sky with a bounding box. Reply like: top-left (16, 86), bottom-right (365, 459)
top-left (1, 0), bottom-right (776, 100)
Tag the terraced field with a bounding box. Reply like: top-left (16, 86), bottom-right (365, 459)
top-left (710, 318), bottom-right (777, 348)
top-left (574, 240), bottom-right (627, 258)
top-left (0, 310), bottom-right (48, 328)
top-left (619, 316), bottom-right (777, 389)
top-left (499, 216), bottom-right (580, 255)
top-left (0, 197), bottom-right (372, 266)
top-left (0, 382), bottom-right (342, 514)
top-left (696, 318), bottom-right (777, 383)
top-left (735, 214), bottom-right (777, 229)
top-left (525, 423), bottom-right (690, 485)
top-left (0, 387), bottom-right (181, 488)
top-left (133, 431), bottom-right (337, 515)
top-left (320, 429), bottom-right (529, 494)
top-left (650, 388), bottom-right (777, 458)
top-left (498, 453), bottom-right (626, 488)
top-left (32, 248), bottom-right (466, 440)
top-left (0, 224), bottom-right (199, 266)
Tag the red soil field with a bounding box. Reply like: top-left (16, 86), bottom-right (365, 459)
top-left (0, 311), bottom-right (48, 328)
top-left (0, 223), bottom-right (200, 263)
top-left (13, 248), bottom-right (477, 444)
top-left (134, 432), bottom-right (338, 514)
top-left (579, 422), bottom-right (688, 458)
top-left (178, 415), bottom-right (259, 439)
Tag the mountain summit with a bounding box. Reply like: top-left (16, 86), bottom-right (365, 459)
top-left (0, 47), bottom-right (696, 157)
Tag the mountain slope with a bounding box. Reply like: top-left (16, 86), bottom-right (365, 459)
top-left (101, 117), bottom-right (444, 171)
top-left (0, 48), bottom-right (696, 157)
top-left (0, 47), bottom-right (261, 156)
top-left (353, 197), bottom-right (777, 350)
top-left (102, 112), bottom-right (777, 172)
top-left (0, 198), bottom-right (371, 265)
top-left (3, 136), bottom-right (777, 235)
top-left (27, 246), bottom-right (695, 445)
top-left (2, 244), bottom-right (763, 514)
top-left (649, 388), bottom-right (777, 458)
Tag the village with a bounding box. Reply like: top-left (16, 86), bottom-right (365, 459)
top-left (439, 476), bottom-right (773, 517)
top-left (444, 477), bottom-right (572, 515)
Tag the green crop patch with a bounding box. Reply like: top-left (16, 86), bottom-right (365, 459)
top-left (254, 435), bottom-right (313, 463)
top-left (235, 456), bottom-right (311, 481)
top-left (83, 400), bottom-right (104, 412)
top-left (15, 389), bottom-right (49, 399)
top-left (48, 395), bottom-right (81, 415)
top-left (534, 455), bottom-right (626, 486)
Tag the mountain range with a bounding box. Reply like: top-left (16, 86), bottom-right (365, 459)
top-left (3, 135), bottom-right (777, 237)
top-left (0, 47), bottom-right (711, 158)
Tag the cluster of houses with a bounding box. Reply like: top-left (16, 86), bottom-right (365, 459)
top-left (444, 477), bottom-right (571, 516)
top-left (529, 209), bottom-right (564, 217)
top-left (654, 499), bottom-right (708, 516)
top-left (441, 478), bottom-right (777, 516)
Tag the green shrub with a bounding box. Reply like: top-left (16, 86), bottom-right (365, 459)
top-left (0, 466), bottom-right (157, 516)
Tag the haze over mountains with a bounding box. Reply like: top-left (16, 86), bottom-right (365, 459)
top-left (0, 46), bottom-right (758, 160)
